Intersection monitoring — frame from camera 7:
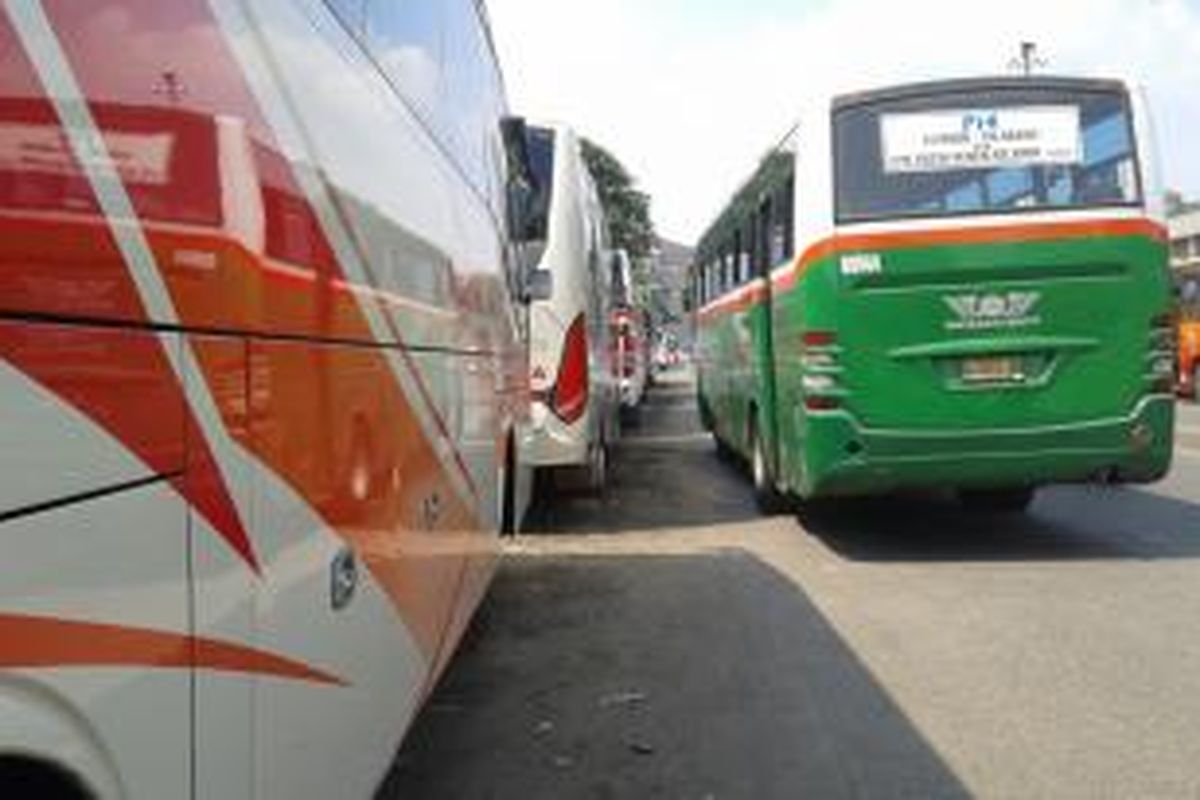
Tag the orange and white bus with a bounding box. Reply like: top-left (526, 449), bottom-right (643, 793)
top-left (0, 1), bottom-right (534, 797)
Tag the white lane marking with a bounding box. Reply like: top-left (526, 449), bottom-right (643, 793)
top-left (1176, 424), bottom-right (1200, 436)
top-left (1178, 446), bottom-right (1200, 462)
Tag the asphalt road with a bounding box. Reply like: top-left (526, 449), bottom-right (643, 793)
top-left (380, 378), bottom-right (1200, 799)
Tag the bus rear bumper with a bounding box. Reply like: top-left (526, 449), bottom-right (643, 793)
top-left (526, 403), bottom-right (594, 468)
top-left (806, 396), bottom-right (1175, 497)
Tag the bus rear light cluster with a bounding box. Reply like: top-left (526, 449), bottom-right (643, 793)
top-left (1146, 313), bottom-right (1176, 394)
top-left (550, 313), bottom-right (589, 424)
top-left (805, 396), bottom-right (841, 412)
top-left (802, 374), bottom-right (837, 393)
top-left (801, 330), bottom-right (843, 411)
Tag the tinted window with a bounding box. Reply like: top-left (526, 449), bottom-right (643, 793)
top-left (524, 126), bottom-right (555, 241)
top-left (365, 0), bottom-right (443, 124)
top-left (363, 0), bottom-right (506, 204)
top-left (442, 0), bottom-right (507, 201)
top-left (834, 85), bottom-right (1142, 223)
top-left (325, 0), bottom-right (365, 35)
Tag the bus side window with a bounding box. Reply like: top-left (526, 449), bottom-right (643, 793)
top-left (325, 0), bottom-right (366, 36)
top-left (742, 221), bottom-right (754, 285)
top-left (775, 175), bottom-right (794, 265)
top-left (364, 1), bottom-right (444, 131)
top-left (757, 196), bottom-right (772, 277)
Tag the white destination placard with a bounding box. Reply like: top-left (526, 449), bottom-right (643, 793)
top-left (0, 122), bottom-right (173, 185)
top-left (881, 106), bottom-right (1082, 174)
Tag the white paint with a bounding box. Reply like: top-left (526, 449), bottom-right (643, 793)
top-left (0, 481), bottom-right (192, 800)
top-left (882, 105), bottom-right (1082, 174)
top-left (526, 125), bottom-right (620, 470)
top-left (0, 347), bottom-right (165, 516)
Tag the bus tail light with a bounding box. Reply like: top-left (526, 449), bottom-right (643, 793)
top-left (1146, 313), bottom-right (1176, 394)
top-left (803, 331), bottom-right (837, 348)
top-left (805, 396), bottom-right (841, 412)
top-left (552, 314), bottom-right (589, 424)
top-left (801, 330), bottom-right (843, 411)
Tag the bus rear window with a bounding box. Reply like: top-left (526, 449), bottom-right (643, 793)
top-left (834, 85), bottom-right (1142, 224)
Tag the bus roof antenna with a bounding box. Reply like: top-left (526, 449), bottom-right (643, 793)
top-left (1009, 41), bottom-right (1046, 77)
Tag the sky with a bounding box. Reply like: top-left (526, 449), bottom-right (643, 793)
top-left (487, 0), bottom-right (1200, 244)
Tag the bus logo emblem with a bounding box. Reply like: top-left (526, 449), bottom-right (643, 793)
top-left (944, 292), bottom-right (1041, 331)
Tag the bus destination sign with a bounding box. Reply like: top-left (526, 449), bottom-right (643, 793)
top-left (881, 105), bottom-right (1082, 174)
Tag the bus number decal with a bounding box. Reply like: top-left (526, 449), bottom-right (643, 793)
top-left (841, 252), bottom-right (883, 277)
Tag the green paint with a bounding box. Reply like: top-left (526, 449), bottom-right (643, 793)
top-left (697, 229), bottom-right (1175, 499)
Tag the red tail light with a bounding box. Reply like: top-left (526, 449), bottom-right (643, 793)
top-left (805, 396), bottom-right (841, 412)
top-left (803, 330), bottom-right (837, 348)
top-left (553, 314), bottom-right (589, 424)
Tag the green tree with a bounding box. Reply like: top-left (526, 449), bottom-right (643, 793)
top-left (580, 138), bottom-right (656, 259)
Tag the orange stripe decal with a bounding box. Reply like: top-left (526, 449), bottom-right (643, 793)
top-left (0, 614), bottom-right (345, 686)
top-left (772, 216), bottom-right (1167, 295)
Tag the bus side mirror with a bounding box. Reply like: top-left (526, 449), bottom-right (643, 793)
top-left (500, 116), bottom-right (538, 244)
top-left (525, 269), bottom-right (554, 303)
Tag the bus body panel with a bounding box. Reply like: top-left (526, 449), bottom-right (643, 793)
top-left (0, 0), bottom-right (526, 796)
top-left (0, 463), bottom-right (192, 799)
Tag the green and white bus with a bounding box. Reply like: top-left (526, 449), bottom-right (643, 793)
top-left (692, 76), bottom-right (1175, 513)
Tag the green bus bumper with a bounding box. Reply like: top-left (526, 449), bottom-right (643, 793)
top-left (805, 396), bottom-right (1175, 497)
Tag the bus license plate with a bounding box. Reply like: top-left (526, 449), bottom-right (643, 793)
top-left (961, 356), bottom-right (1021, 383)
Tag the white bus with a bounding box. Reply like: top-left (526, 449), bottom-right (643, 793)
top-left (0, 1), bottom-right (536, 797)
top-left (524, 123), bottom-right (620, 492)
top-left (610, 248), bottom-right (649, 414)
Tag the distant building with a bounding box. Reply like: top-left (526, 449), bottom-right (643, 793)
top-left (1170, 208), bottom-right (1200, 277)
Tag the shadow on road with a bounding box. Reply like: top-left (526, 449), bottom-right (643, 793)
top-left (798, 483), bottom-right (1200, 563)
top-left (379, 549), bottom-right (969, 800)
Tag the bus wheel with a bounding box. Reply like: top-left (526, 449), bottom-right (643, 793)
top-left (958, 487), bottom-right (1036, 514)
top-left (586, 437), bottom-right (609, 497)
top-left (499, 438), bottom-right (517, 536)
top-left (714, 434), bottom-right (735, 463)
top-left (1193, 365), bottom-right (1199, 401)
top-left (750, 419), bottom-right (785, 515)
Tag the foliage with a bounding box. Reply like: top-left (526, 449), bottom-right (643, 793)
top-left (580, 138), bottom-right (656, 259)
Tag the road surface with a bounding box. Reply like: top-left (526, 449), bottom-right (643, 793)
top-left (381, 379), bottom-right (1200, 799)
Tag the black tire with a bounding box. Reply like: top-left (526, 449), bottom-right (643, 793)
top-left (586, 437), bottom-right (609, 497)
top-left (1193, 365), bottom-right (1199, 401)
top-left (0, 759), bottom-right (90, 800)
top-left (620, 404), bottom-right (642, 428)
top-left (698, 394), bottom-right (715, 431)
top-left (714, 434), bottom-right (736, 463)
top-left (958, 487), bottom-right (1036, 514)
top-left (499, 440), bottom-right (517, 536)
top-left (750, 417), bottom-right (785, 515)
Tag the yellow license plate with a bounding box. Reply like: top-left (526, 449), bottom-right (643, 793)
top-left (961, 356), bottom-right (1022, 383)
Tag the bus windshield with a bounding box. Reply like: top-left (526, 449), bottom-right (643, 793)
top-left (834, 83), bottom-right (1142, 224)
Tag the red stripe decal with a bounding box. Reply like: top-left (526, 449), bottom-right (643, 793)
top-left (0, 614), bottom-right (344, 686)
top-left (15, 1), bottom-right (497, 658)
